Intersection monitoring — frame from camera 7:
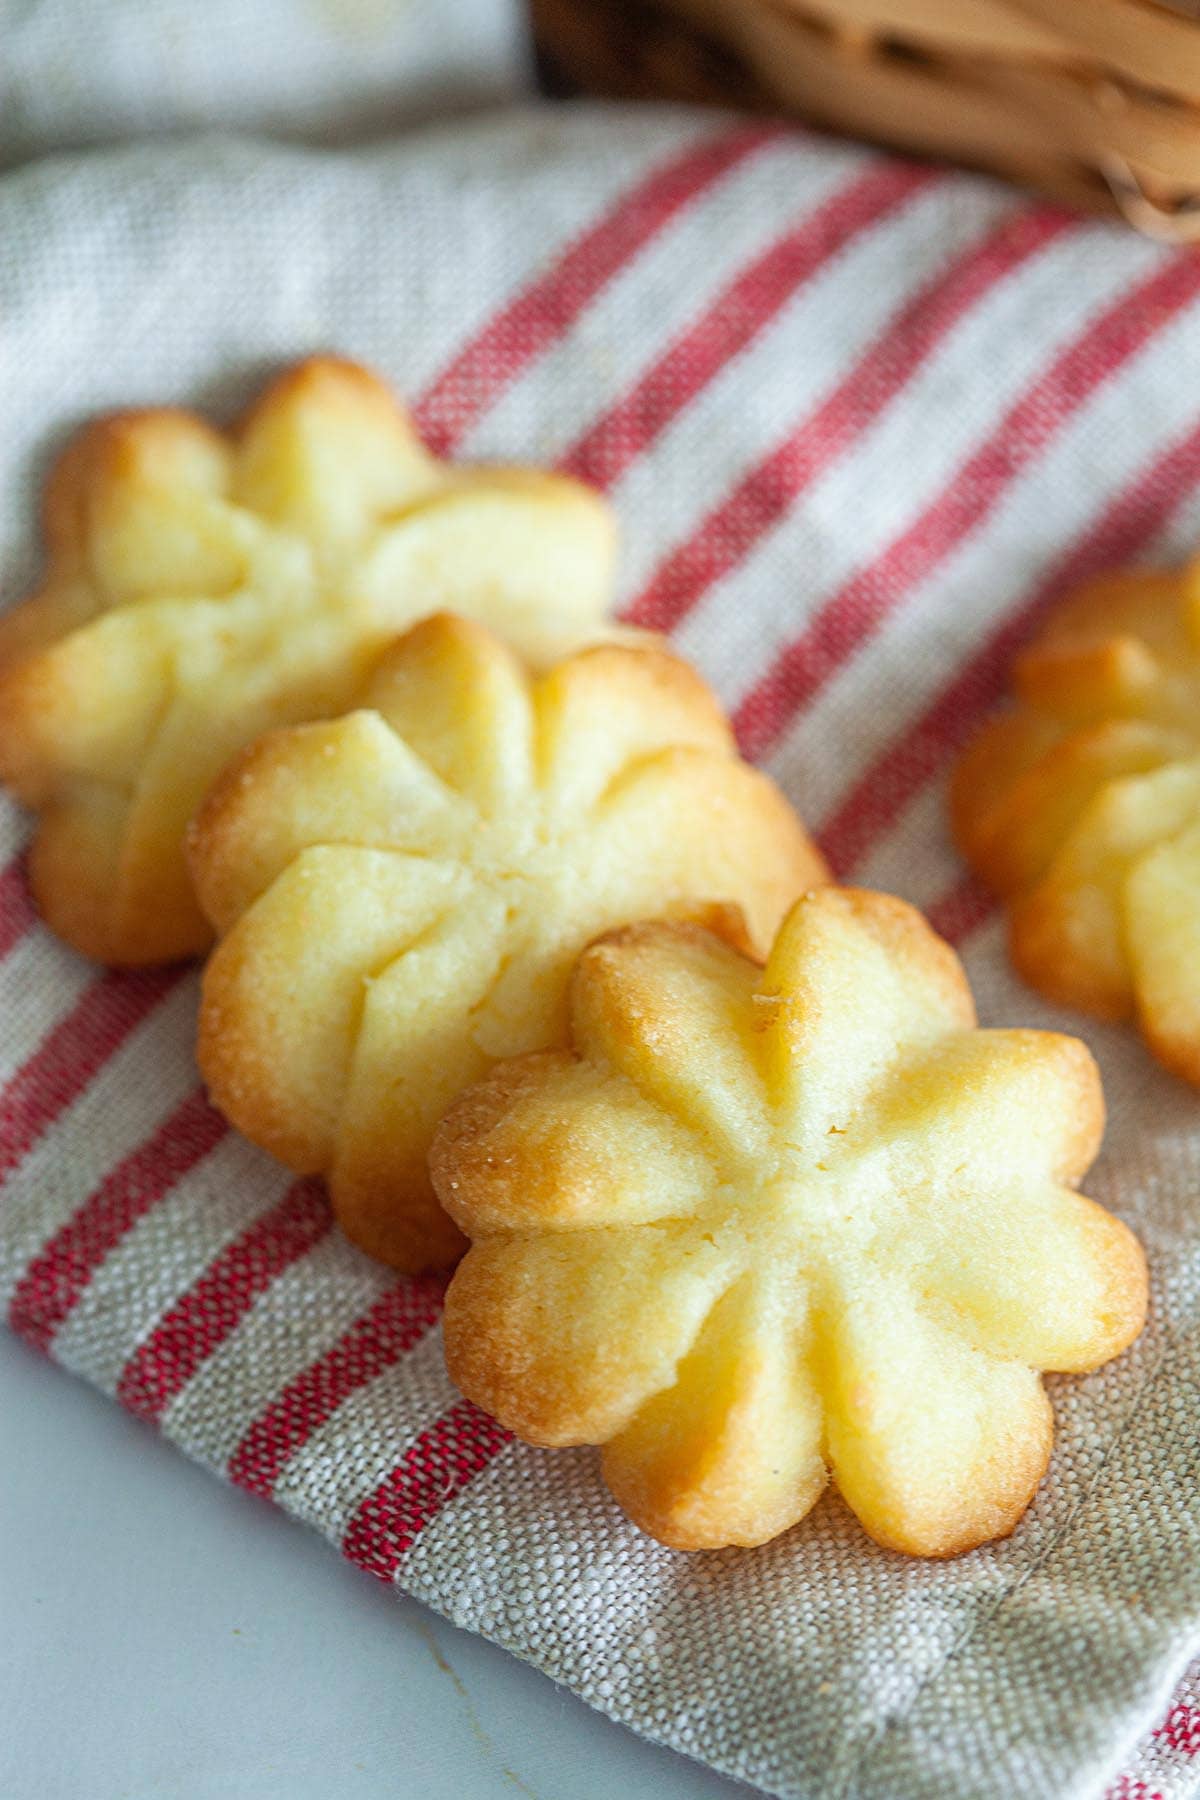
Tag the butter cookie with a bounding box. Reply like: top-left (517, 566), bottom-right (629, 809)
top-left (954, 568), bottom-right (1200, 1082)
top-left (190, 614), bottom-right (825, 1271)
top-left (0, 357), bottom-right (615, 963)
top-left (432, 889), bottom-right (1146, 1555)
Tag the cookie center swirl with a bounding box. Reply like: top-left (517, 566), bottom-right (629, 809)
top-left (448, 811), bottom-right (620, 1063)
top-left (744, 1144), bottom-right (896, 1266)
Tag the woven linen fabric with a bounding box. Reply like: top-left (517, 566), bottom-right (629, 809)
top-left (2, 105), bottom-right (1200, 1800)
top-left (0, 0), bottom-right (530, 168)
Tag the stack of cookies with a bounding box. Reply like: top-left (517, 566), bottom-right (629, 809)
top-left (0, 357), bottom-right (1150, 1559)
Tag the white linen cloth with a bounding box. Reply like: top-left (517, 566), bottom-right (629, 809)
top-left (0, 0), bottom-right (530, 167)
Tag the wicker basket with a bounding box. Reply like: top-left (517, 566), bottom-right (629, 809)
top-left (532, 0), bottom-right (1200, 238)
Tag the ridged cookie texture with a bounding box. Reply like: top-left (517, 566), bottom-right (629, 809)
top-left (0, 356), bottom-right (616, 965)
top-left (190, 613), bottom-right (827, 1273)
top-left (953, 567), bottom-right (1200, 1083)
top-left (432, 889), bottom-right (1147, 1556)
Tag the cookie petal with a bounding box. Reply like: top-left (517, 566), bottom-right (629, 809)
top-left (961, 719), bottom-right (1190, 901)
top-left (603, 1272), bottom-right (826, 1550)
top-left (431, 1050), bottom-right (716, 1238)
top-left (363, 613), bottom-right (535, 815)
top-left (189, 708), bottom-right (467, 933)
top-left (585, 744), bottom-right (826, 957)
top-left (1010, 755), bottom-right (1200, 1018)
top-left (67, 409), bottom-right (240, 608)
top-left (234, 357), bottom-right (437, 561)
top-left (1014, 636), bottom-right (1166, 728)
top-left (1028, 568), bottom-right (1187, 663)
top-left (1126, 817), bottom-right (1200, 1083)
top-left (444, 1223), bottom-right (736, 1446)
top-left (358, 469), bottom-right (616, 669)
top-left (569, 921), bottom-right (771, 1177)
top-left (328, 893), bottom-right (510, 1272)
top-left (27, 789), bottom-right (130, 963)
top-left (761, 888), bottom-right (974, 1150)
top-left (950, 709), bottom-right (1062, 873)
top-left (534, 644), bottom-right (730, 821)
top-left (0, 602), bottom-right (177, 801)
top-left (197, 844), bottom-right (468, 1175)
top-left (824, 1282), bottom-right (1053, 1557)
top-left (875, 1027), bottom-right (1104, 1191)
top-left (0, 410), bottom-right (234, 665)
top-left (900, 1181), bottom-right (1146, 1373)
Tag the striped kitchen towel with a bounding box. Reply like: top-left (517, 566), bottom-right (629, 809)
top-left (1, 103), bottom-right (1199, 1800)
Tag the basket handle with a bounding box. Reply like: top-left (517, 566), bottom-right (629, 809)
top-left (1100, 152), bottom-right (1200, 243)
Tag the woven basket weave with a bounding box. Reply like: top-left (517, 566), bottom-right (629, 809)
top-left (533, 0), bottom-right (1200, 237)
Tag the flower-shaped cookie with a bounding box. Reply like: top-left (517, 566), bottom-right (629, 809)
top-left (0, 357), bottom-right (616, 964)
top-left (953, 567), bottom-right (1200, 1083)
top-left (432, 889), bottom-right (1146, 1555)
top-left (190, 613), bottom-right (826, 1272)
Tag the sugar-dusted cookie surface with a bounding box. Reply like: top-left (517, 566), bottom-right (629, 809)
top-left (953, 567), bottom-right (1200, 1083)
top-left (0, 357), bottom-right (616, 965)
top-left (432, 888), bottom-right (1146, 1556)
top-left (190, 613), bottom-right (826, 1272)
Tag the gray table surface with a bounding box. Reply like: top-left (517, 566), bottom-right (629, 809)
top-left (1, 1329), bottom-right (755, 1800)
